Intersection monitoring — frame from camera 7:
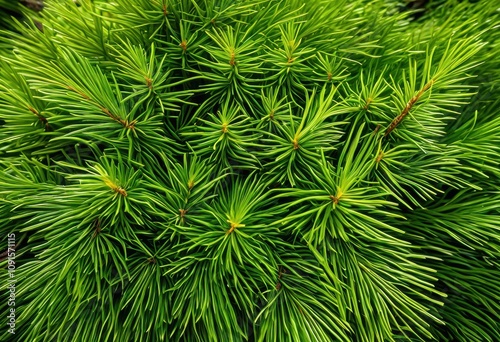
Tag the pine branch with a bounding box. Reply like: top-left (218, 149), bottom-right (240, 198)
top-left (1, 0), bottom-right (499, 341)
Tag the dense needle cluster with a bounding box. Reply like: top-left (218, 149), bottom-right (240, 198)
top-left (0, 0), bottom-right (499, 341)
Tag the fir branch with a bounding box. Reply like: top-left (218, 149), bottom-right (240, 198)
top-left (1, 0), bottom-right (499, 341)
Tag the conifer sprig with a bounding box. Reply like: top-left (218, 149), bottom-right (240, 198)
top-left (0, 0), bottom-right (499, 341)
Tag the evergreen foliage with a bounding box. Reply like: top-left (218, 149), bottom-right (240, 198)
top-left (0, 0), bottom-right (43, 30)
top-left (0, 0), bottom-right (499, 341)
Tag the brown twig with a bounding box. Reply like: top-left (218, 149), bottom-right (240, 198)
top-left (363, 97), bottom-right (372, 110)
top-left (28, 106), bottom-right (51, 130)
top-left (179, 209), bottom-right (187, 224)
top-left (226, 220), bottom-right (244, 235)
top-left (179, 40), bottom-right (187, 53)
top-left (113, 187), bottom-right (128, 197)
top-left (330, 194), bottom-right (339, 205)
top-left (376, 150), bottom-right (384, 163)
top-left (384, 79), bottom-right (434, 137)
top-left (229, 49), bottom-right (236, 66)
top-left (67, 86), bottom-right (135, 129)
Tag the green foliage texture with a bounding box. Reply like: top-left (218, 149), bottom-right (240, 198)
top-left (0, 0), bottom-right (499, 341)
